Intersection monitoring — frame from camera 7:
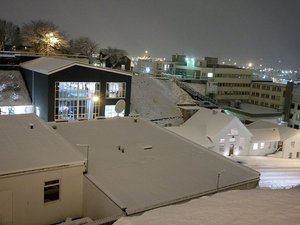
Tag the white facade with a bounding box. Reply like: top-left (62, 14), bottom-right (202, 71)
top-left (0, 166), bottom-right (84, 225)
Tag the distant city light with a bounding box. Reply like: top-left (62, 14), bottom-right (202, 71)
top-left (208, 72), bottom-right (213, 78)
top-left (145, 67), bottom-right (150, 73)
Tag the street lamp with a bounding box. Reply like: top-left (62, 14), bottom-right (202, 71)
top-left (45, 32), bottom-right (59, 55)
top-left (216, 169), bottom-right (225, 192)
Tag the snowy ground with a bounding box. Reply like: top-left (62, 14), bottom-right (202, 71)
top-left (113, 188), bottom-right (300, 225)
top-left (130, 75), bottom-right (194, 126)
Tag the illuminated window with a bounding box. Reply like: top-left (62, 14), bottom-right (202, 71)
top-left (105, 105), bottom-right (125, 118)
top-left (54, 82), bottom-right (100, 120)
top-left (260, 142), bottom-right (265, 149)
top-left (228, 129), bottom-right (239, 136)
top-left (253, 143), bottom-right (258, 150)
top-left (106, 82), bottom-right (126, 98)
top-left (44, 179), bottom-right (60, 203)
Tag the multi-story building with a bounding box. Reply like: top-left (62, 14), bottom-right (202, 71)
top-left (249, 82), bottom-right (287, 110)
top-left (288, 85), bottom-right (300, 129)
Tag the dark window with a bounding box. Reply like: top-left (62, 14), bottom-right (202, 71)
top-left (291, 103), bottom-right (295, 109)
top-left (298, 105), bottom-right (300, 110)
top-left (44, 179), bottom-right (60, 203)
top-left (294, 124), bottom-right (299, 129)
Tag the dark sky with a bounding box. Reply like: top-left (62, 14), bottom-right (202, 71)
top-left (1, 0), bottom-right (300, 68)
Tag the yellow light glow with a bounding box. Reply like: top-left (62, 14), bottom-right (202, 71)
top-left (92, 96), bottom-right (100, 102)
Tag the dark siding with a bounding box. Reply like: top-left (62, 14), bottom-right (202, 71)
top-left (33, 72), bottom-right (49, 121)
top-left (21, 68), bottom-right (33, 97)
top-left (48, 65), bottom-right (132, 121)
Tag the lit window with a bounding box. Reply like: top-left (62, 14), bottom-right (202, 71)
top-left (229, 137), bottom-right (236, 143)
top-left (253, 143), bottom-right (258, 150)
top-left (105, 105), bottom-right (125, 118)
top-left (228, 129), bottom-right (239, 136)
top-left (219, 139), bottom-right (225, 143)
top-left (260, 142), bottom-right (265, 149)
top-left (208, 72), bottom-right (213, 78)
top-left (44, 179), bottom-right (60, 203)
top-left (106, 82), bottom-right (126, 98)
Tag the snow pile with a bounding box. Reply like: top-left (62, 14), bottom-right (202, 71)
top-left (114, 189), bottom-right (300, 225)
top-left (185, 82), bottom-right (207, 95)
top-left (130, 75), bottom-right (194, 126)
top-left (0, 70), bottom-right (31, 106)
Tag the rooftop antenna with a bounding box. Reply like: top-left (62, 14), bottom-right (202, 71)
top-left (115, 100), bottom-right (126, 116)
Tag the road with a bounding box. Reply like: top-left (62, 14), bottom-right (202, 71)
top-left (249, 166), bottom-right (300, 189)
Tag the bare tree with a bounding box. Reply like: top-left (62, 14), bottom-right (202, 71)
top-left (100, 47), bottom-right (128, 68)
top-left (21, 20), bottom-right (68, 55)
top-left (0, 19), bottom-right (21, 51)
top-left (69, 37), bottom-right (98, 63)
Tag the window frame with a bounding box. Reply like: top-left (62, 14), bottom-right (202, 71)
top-left (44, 179), bottom-right (60, 204)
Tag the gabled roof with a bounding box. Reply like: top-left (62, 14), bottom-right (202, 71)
top-left (183, 108), bottom-right (251, 140)
top-left (166, 126), bottom-right (214, 148)
top-left (247, 120), bottom-right (300, 141)
top-left (249, 128), bottom-right (280, 142)
top-left (0, 114), bottom-right (85, 176)
top-left (20, 57), bottom-right (132, 76)
top-left (50, 117), bottom-right (259, 216)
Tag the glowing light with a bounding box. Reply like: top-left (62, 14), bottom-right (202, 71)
top-left (208, 72), bottom-right (213, 78)
top-left (92, 96), bottom-right (100, 102)
top-left (145, 67), bottom-right (150, 73)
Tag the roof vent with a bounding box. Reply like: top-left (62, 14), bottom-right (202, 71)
top-left (29, 123), bottom-right (34, 129)
top-left (143, 145), bottom-right (153, 150)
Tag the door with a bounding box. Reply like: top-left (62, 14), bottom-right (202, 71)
top-left (229, 144), bottom-right (234, 156)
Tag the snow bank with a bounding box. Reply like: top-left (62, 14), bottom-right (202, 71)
top-left (130, 75), bottom-right (193, 126)
top-left (114, 189), bottom-right (300, 225)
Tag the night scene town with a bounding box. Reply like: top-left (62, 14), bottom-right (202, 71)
top-left (0, 1), bottom-right (300, 224)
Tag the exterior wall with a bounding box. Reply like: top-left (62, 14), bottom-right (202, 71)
top-left (249, 82), bottom-right (286, 110)
top-left (21, 69), bottom-right (49, 121)
top-left (0, 165), bottom-right (84, 225)
top-left (289, 101), bottom-right (300, 129)
top-left (83, 176), bottom-right (125, 222)
top-left (212, 119), bottom-right (252, 156)
top-left (248, 141), bottom-right (278, 156)
top-left (204, 67), bottom-right (252, 102)
top-left (282, 134), bottom-right (300, 159)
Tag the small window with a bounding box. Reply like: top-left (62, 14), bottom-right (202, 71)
top-left (44, 179), bottom-right (60, 203)
top-left (291, 141), bottom-right (295, 148)
top-left (106, 82), bottom-right (126, 98)
top-left (253, 143), bottom-right (258, 150)
top-left (260, 142), bottom-right (265, 149)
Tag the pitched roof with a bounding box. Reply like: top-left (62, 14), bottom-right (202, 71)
top-left (247, 120), bottom-right (300, 141)
top-left (183, 108), bottom-right (250, 139)
top-left (0, 114), bottom-right (85, 176)
top-left (50, 117), bottom-right (259, 215)
top-left (20, 57), bottom-right (132, 76)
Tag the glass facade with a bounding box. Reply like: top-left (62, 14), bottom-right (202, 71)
top-left (106, 82), bottom-right (126, 98)
top-left (55, 82), bottom-right (101, 120)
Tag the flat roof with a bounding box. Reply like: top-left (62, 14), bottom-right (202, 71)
top-left (225, 103), bottom-right (283, 117)
top-left (0, 114), bottom-right (85, 176)
top-left (50, 117), bottom-right (259, 215)
top-left (20, 57), bottom-right (132, 77)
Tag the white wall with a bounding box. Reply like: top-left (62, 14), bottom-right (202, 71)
top-left (248, 141), bottom-right (278, 156)
top-left (83, 177), bottom-right (125, 222)
top-left (283, 134), bottom-right (300, 158)
top-left (0, 165), bottom-right (84, 225)
top-left (212, 119), bottom-right (252, 157)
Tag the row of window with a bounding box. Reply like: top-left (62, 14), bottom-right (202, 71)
top-left (250, 92), bottom-right (282, 100)
top-left (217, 91), bottom-right (250, 95)
top-left (218, 83), bottom-right (251, 87)
top-left (214, 74), bottom-right (251, 79)
top-left (251, 84), bottom-right (283, 92)
top-left (290, 103), bottom-right (300, 110)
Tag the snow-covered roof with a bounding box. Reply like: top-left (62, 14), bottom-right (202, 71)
top-left (247, 120), bottom-right (300, 141)
top-left (0, 114), bottom-right (85, 176)
top-left (20, 57), bottom-right (132, 76)
top-left (114, 189), bottom-right (300, 225)
top-left (50, 117), bottom-right (259, 215)
top-left (183, 107), bottom-right (251, 140)
top-left (0, 70), bottom-right (31, 106)
top-left (249, 128), bottom-right (280, 142)
top-left (166, 126), bottom-right (214, 148)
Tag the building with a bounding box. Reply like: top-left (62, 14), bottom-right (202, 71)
top-left (288, 84), bottom-right (300, 129)
top-left (98, 51), bottom-right (132, 71)
top-left (50, 116), bottom-right (259, 223)
top-left (168, 108), bottom-right (253, 156)
top-left (20, 57), bottom-right (132, 121)
top-left (133, 57), bottom-right (164, 76)
top-left (247, 120), bottom-right (300, 158)
top-left (0, 114), bottom-right (85, 225)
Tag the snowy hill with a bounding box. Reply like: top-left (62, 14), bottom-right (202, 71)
top-left (130, 75), bottom-right (194, 126)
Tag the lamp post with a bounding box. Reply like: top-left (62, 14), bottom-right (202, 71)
top-left (216, 169), bottom-right (225, 192)
top-left (76, 144), bottom-right (90, 173)
top-left (45, 32), bottom-right (59, 55)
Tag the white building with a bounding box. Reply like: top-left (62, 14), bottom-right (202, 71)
top-left (168, 108), bottom-right (253, 156)
top-left (247, 120), bottom-right (300, 159)
top-left (50, 116), bottom-right (259, 224)
top-left (0, 114), bottom-right (85, 225)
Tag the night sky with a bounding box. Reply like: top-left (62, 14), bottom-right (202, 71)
top-left (1, 0), bottom-right (300, 68)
